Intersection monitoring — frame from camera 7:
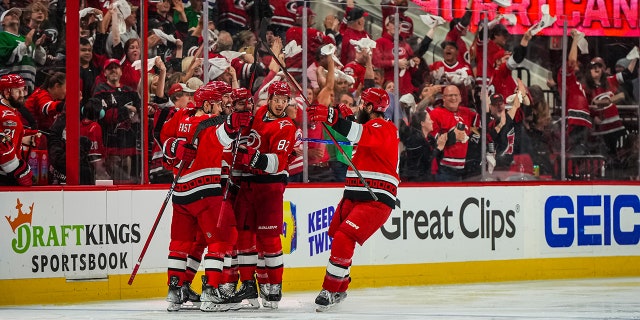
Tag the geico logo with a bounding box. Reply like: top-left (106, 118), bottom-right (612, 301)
top-left (544, 194), bottom-right (640, 247)
top-left (380, 197), bottom-right (516, 250)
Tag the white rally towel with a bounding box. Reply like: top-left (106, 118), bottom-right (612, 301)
top-left (152, 29), bottom-right (177, 45)
top-left (349, 37), bottom-right (377, 53)
top-left (528, 4), bottom-right (557, 36)
top-left (131, 57), bottom-right (157, 71)
top-left (419, 14), bottom-right (447, 29)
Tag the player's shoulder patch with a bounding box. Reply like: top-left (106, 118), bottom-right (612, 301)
top-left (279, 119), bottom-right (294, 129)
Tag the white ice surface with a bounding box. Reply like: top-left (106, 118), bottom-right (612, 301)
top-left (2, 277), bottom-right (640, 319)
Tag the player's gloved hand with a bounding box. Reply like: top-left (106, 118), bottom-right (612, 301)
top-left (307, 104), bottom-right (337, 125)
top-left (12, 159), bottom-right (33, 186)
top-left (336, 103), bottom-right (354, 120)
top-left (225, 111), bottom-right (252, 134)
top-left (171, 139), bottom-right (197, 164)
top-left (0, 133), bottom-right (14, 154)
top-left (237, 146), bottom-right (260, 168)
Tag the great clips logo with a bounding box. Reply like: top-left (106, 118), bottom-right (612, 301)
top-left (544, 194), bottom-right (640, 247)
top-left (381, 197), bottom-right (518, 250)
top-left (4, 198), bottom-right (141, 273)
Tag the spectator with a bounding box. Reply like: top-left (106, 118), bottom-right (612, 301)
top-left (285, 6), bottom-right (334, 82)
top-left (339, 4), bottom-right (369, 66)
top-left (429, 85), bottom-right (479, 181)
top-left (557, 30), bottom-right (592, 155)
top-left (373, 16), bottom-right (416, 96)
top-left (79, 37), bottom-right (102, 102)
top-left (269, 0), bottom-right (297, 41)
top-left (380, 0), bottom-right (414, 42)
top-left (80, 97), bottom-right (110, 181)
top-left (105, 1), bottom-right (140, 58)
top-left (93, 58), bottom-right (142, 184)
top-left (443, 0), bottom-right (472, 65)
top-left (583, 55), bottom-right (637, 156)
top-left (399, 108), bottom-right (446, 182)
top-left (216, 0), bottom-right (252, 35)
top-left (24, 71), bottom-right (66, 131)
top-left (430, 41), bottom-right (473, 107)
top-left (0, 7), bottom-right (47, 92)
top-left (526, 85), bottom-right (555, 176)
top-left (486, 88), bottom-right (532, 174)
top-left (322, 13), bottom-right (342, 48)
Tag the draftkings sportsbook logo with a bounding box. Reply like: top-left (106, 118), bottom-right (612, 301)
top-left (4, 198), bottom-right (141, 273)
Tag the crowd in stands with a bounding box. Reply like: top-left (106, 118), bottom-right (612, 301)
top-left (0, 0), bottom-right (638, 186)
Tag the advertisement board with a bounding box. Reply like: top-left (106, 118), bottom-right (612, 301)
top-left (3, 185), bottom-right (639, 282)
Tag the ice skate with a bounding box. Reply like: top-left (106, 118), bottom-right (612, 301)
top-left (179, 281), bottom-right (201, 310)
top-left (165, 276), bottom-right (183, 312)
top-left (199, 276), bottom-right (230, 312)
top-left (258, 283), bottom-right (271, 308)
top-left (219, 282), bottom-right (241, 311)
top-left (266, 283), bottom-right (282, 309)
top-left (230, 279), bottom-right (260, 309)
top-left (315, 289), bottom-right (347, 312)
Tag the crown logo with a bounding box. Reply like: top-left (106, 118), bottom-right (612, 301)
top-left (5, 198), bottom-right (33, 233)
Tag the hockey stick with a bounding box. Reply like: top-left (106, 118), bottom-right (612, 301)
top-left (128, 116), bottom-right (225, 285)
top-left (258, 26), bottom-right (378, 201)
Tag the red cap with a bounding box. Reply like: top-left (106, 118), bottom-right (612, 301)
top-left (103, 58), bottom-right (121, 71)
top-left (168, 83), bottom-right (195, 96)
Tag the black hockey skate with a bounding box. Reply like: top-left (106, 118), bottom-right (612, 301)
top-left (179, 281), bottom-right (201, 310)
top-left (229, 279), bottom-right (260, 309)
top-left (200, 276), bottom-right (231, 312)
top-left (315, 289), bottom-right (348, 312)
top-left (166, 276), bottom-right (183, 312)
top-left (258, 283), bottom-right (271, 308)
top-left (267, 283), bottom-right (282, 309)
top-left (218, 282), bottom-right (241, 311)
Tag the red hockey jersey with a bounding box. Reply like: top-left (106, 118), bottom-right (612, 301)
top-left (241, 105), bottom-right (296, 182)
top-left (430, 105), bottom-right (479, 170)
top-left (160, 109), bottom-right (232, 204)
top-left (343, 117), bottom-right (399, 209)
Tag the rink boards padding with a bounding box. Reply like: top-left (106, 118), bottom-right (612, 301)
top-left (1, 182), bottom-right (640, 305)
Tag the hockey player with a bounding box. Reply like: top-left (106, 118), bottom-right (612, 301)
top-left (233, 81), bottom-right (297, 309)
top-left (307, 87), bottom-right (400, 311)
top-left (0, 74), bottom-right (33, 186)
top-left (219, 87), bottom-right (261, 309)
top-left (159, 82), bottom-right (251, 312)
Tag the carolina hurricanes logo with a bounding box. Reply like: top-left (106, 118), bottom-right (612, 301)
top-left (286, 1), bottom-right (297, 15)
top-left (343, 67), bottom-right (354, 76)
top-left (398, 47), bottom-right (407, 57)
top-left (400, 21), bottom-right (412, 33)
top-left (234, 0), bottom-right (247, 10)
top-left (246, 129), bottom-right (261, 149)
top-left (372, 123), bottom-right (382, 128)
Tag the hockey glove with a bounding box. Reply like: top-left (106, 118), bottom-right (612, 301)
top-left (0, 133), bottom-right (14, 155)
top-left (171, 139), bottom-right (197, 164)
top-left (12, 159), bottom-right (33, 186)
top-left (237, 146), bottom-right (261, 168)
top-left (337, 103), bottom-right (355, 121)
top-left (307, 104), bottom-right (338, 125)
top-left (224, 111), bottom-right (252, 134)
